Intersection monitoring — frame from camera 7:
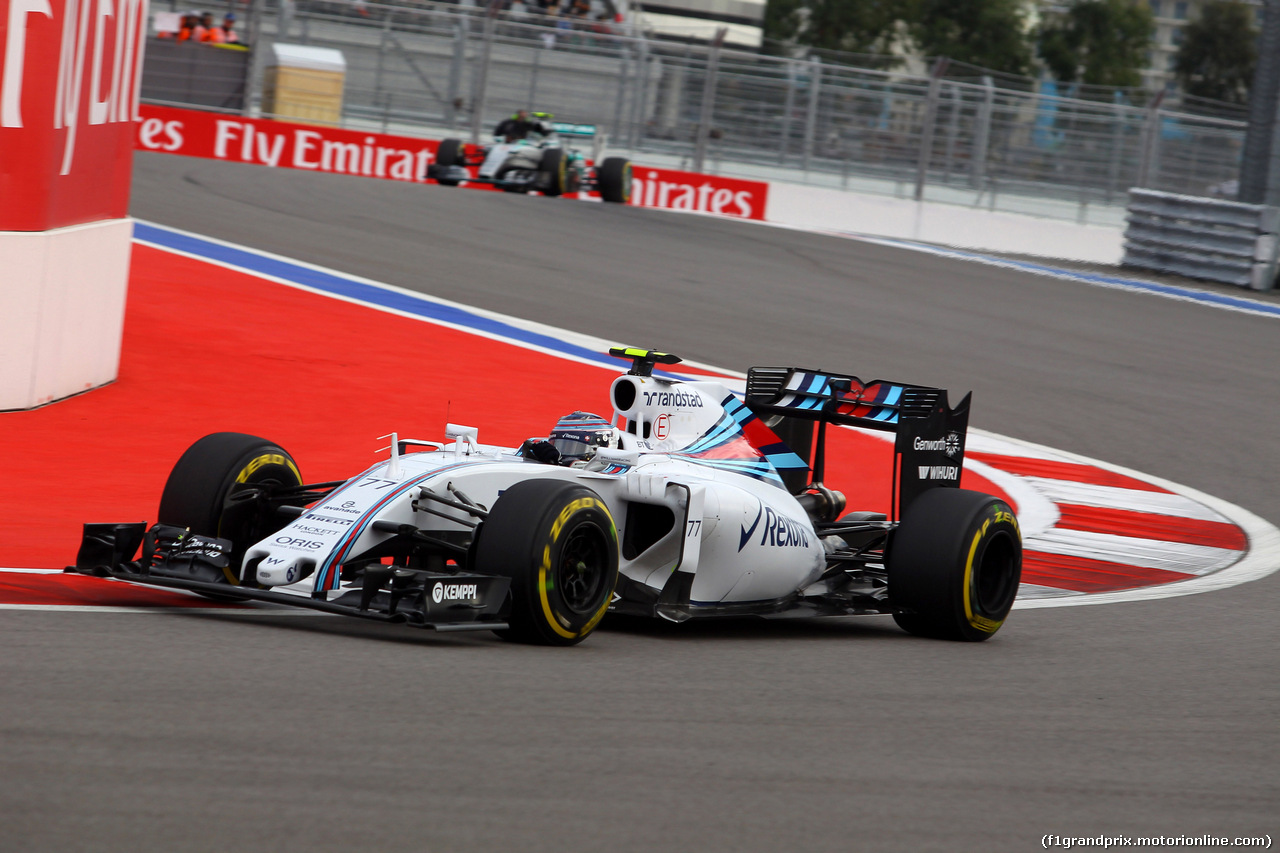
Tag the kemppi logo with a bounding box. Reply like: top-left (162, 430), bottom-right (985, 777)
top-left (630, 169), bottom-right (762, 219)
top-left (1, 0), bottom-right (149, 173)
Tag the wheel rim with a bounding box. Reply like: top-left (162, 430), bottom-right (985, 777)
top-left (973, 531), bottom-right (1018, 616)
top-left (557, 521), bottom-right (608, 614)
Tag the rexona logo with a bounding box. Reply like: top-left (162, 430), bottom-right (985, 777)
top-left (629, 167), bottom-right (768, 221)
top-left (739, 503), bottom-right (811, 551)
top-left (432, 582), bottom-right (478, 603)
top-left (912, 431), bottom-right (963, 458)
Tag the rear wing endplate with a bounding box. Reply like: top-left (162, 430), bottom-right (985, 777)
top-left (745, 367), bottom-right (971, 517)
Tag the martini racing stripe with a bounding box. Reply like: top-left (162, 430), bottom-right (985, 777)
top-left (313, 460), bottom-right (488, 592)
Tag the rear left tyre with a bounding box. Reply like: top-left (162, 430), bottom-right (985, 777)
top-left (888, 489), bottom-right (1021, 641)
top-left (473, 479), bottom-right (618, 646)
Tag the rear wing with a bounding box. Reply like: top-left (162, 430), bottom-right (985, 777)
top-left (549, 122), bottom-right (597, 137)
top-left (745, 367), bottom-right (971, 517)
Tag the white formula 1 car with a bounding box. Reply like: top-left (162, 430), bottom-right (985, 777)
top-left (72, 348), bottom-right (1022, 644)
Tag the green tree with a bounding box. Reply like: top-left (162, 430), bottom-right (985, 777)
top-left (1037, 0), bottom-right (1154, 87)
top-left (906, 0), bottom-right (1033, 76)
top-left (764, 0), bottom-right (907, 54)
top-left (1174, 1), bottom-right (1258, 104)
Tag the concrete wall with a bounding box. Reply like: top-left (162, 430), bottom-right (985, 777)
top-left (765, 182), bottom-right (1125, 264)
top-left (0, 220), bottom-right (134, 411)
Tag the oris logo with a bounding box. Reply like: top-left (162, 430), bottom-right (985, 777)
top-left (431, 582), bottom-right (478, 603)
top-left (274, 536), bottom-right (324, 550)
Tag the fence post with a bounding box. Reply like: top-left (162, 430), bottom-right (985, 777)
top-left (375, 15), bottom-right (391, 100)
top-left (446, 20), bottom-right (466, 129)
top-left (802, 57), bottom-right (821, 173)
top-left (527, 44), bottom-right (543, 110)
top-left (779, 59), bottom-right (797, 165)
top-left (613, 50), bottom-right (630, 141)
top-left (279, 0), bottom-right (294, 41)
top-left (1106, 96), bottom-right (1125, 204)
top-left (628, 40), bottom-right (648, 151)
top-left (915, 58), bottom-right (947, 202)
top-left (242, 0), bottom-right (265, 117)
top-left (469, 1), bottom-right (501, 145)
top-left (970, 74), bottom-right (994, 190)
top-left (1136, 92), bottom-right (1166, 189)
top-left (943, 82), bottom-right (960, 184)
top-left (692, 27), bottom-right (727, 174)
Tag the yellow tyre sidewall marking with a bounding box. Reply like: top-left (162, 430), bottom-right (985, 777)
top-left (220, 452), bottom-right (300, 586)
top-left (538, 497), bottom-right (616, 640)
top-left (962, 504), bottom-right (1013, 630)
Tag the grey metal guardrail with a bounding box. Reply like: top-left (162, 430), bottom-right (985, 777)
top-left (1122, 189), bottom-right (1280, 290)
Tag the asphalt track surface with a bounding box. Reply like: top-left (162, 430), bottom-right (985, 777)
top-left (2, 152), bottom-right (1276, 851)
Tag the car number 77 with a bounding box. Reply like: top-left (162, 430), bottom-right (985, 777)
top-left (687, 519), bottom-right (701, 537)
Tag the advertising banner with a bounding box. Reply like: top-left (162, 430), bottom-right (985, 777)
top-left (628, 166), bottom-right (768, 221)
top-left (136, 104), bottom-right (438, 182)
top-left (133, 106), bottom-right (770, 220)
top-left (0, 0), bottom-right (148, 230)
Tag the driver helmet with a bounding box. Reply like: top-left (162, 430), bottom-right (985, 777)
top-left (549, 412), bottom-right (613, 463)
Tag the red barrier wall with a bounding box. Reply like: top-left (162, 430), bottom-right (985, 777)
top-left (629, 166), bottom-right (768, 221)
top-left (134, 105), bottom-right (770, 220)
top-left (136, 104), bottom-right (438, 182)
top-left (1, 0), bottom-right (147, 230)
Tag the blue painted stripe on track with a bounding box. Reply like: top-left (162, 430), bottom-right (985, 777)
top-left (844, 232), bottom-right (1280, 319)
top-left (132, 221), bottom-right (706, 379)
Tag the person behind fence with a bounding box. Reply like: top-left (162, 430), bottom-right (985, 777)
top-left (176, 12), bottom-right (204, 41)
top-left (494, 110), bottom-right (552, 142)
top-left (215, 12), bottom-right (239, 43)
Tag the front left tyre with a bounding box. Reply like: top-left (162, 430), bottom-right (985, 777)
top-left (157, 432), bottom-right (304, 586)
top-left (434, 138), bottom-right (465, 186)
top-left (539, 147), bottom-right (569, 197)
top-left (473, 479), bottom-right (619, 646)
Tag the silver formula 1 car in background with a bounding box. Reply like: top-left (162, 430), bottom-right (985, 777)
top-left (71, 347), bottom-right (1021, 645)
top-left (428, 119), bottom-right (632, 202)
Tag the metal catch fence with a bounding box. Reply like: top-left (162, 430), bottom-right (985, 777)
top-left (148, 0), bottom-right (1249, 225)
